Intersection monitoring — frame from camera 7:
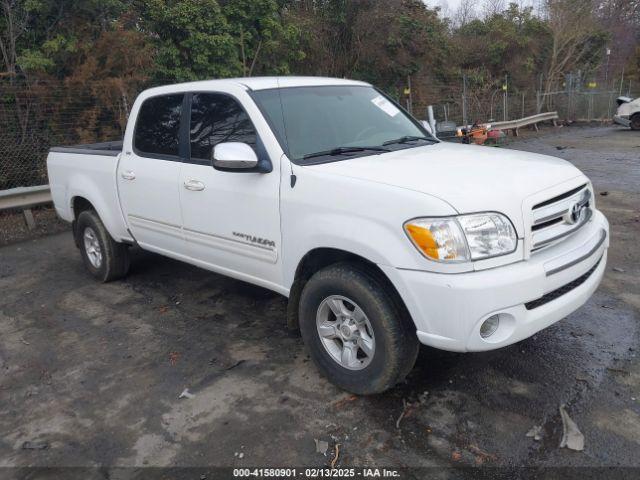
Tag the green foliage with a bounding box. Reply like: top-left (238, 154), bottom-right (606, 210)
top-left (220, 0), bottom-right (304, 75)
top-left (137, 0), bottom-right (304, 82)
top-left (138, 0), bottom-right (239, 81)
top-left (0, 0), bottom-right (627, 97)
top-left (455, 3), bottom-right (551, 89)
top-left (18, 35), bottom-right (78, 73)
top-left (285, 0), bottom-right (451, 94)
top-left (17, 50), bottom-right (55, 72)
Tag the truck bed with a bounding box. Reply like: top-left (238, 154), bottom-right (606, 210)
top-left (47, 139), bottom-right (132, 243)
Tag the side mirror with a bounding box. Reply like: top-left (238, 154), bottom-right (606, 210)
top-left (421, 120), bottom-right (433, 136)
top-left (212, 142), bottom-right (258, 170)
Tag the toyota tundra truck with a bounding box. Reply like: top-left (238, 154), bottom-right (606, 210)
top-left (47, 77), bottom-right (609, 394)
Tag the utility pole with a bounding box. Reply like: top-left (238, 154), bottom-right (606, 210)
top-left (407, 75), bottom-right (413, 114)
top-left (462, 74), bottom-right (468, 126)
top-left (503, 74), bottom-right (508, 121)
top-left (619, 66), bottom-right (625, 96)
top-left (536, 73), bottom-right (543, 113)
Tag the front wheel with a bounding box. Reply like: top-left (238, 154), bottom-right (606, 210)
top-left (299, 263), bottom-right (419, 395)
top-left (631, 114), bottom-right (640, 131)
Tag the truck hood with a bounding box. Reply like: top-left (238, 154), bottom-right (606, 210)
top-left (616, 96), bottom-right (640, 116)
top-left (307, 142), bottom-right (585, 236)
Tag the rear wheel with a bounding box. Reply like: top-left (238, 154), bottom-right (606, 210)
top-left (630, 114), bottom-right (640, 131)
top-left (75, 210), bottom-right (130, 282)
top-left (299, 262), bottom-right (419, 395)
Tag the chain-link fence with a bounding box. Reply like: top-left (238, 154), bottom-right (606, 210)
top-left (411, 75), bottom-right (636, 127)
top-left (1, 79), bottom-right (135, 191)
top-left (1, 75), bottom-right (637, 192)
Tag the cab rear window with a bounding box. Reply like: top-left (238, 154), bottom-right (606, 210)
top-left (134, 94), bottom-right (184, 158)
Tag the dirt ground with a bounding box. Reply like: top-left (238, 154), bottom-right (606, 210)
top-left (1, 125), bottom-right (639, 475)
top-left (0, 206), bottom-right (68, 247)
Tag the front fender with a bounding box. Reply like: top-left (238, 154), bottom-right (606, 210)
top-left (281, 165), bottom-right (458, 289)
top-left (283, 212), bottom-right (403, 288)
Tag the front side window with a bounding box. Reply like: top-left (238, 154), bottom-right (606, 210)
top-left (251, 85), bottom-right (435, 164)
top-left (189, 93), bottom-right (257, 161)
top-left (134, 94), bottom-right (184, 158)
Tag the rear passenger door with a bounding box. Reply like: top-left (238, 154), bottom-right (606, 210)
top-left (179, 91), bottom-right (282, 288)
top-left (117, 93), bottom-right (187, 256)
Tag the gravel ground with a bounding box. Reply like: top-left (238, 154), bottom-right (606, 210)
top-left (0, 207), bottom-right (69, 247)
top-left (505, 124), bottom-right (640, 194)
top-left (0, 125), bottom-right (639, 476)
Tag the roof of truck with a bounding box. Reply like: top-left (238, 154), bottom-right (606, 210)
top-left (235, 76), bottom-right (370, 90)
top-left (143, 76), bottom-right (370, 96)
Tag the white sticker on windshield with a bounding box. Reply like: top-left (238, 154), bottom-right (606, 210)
top-left (371, 95), bottom-right (400, 117)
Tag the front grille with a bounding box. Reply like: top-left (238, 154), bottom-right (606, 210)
top-left (530, 184), bottom-right (592, 251)
top-left (533, 184), bottom-right (587, 209)
top-left (524, 256), bottom-right (602, 310)
top-left (531, 216), bottom-right (563, 231)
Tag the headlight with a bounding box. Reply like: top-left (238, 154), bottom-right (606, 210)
top-left (404, 213), bottom-right (517, 262)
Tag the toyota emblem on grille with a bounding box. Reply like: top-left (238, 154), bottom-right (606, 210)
top-left (568, 202), bottom-right (584, 224)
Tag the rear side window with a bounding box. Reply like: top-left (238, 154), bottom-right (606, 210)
top-left (189, 93), bottom-right (257, 161)
top-left (134, 94), bottom-right (184, 158)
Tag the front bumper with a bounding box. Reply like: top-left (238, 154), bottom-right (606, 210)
top-left (381, 210), bottom-right (609, 352)
top-left (613, 115), bottom-right (631, 127)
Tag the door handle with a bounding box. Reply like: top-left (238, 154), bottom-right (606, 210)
top-left (121, 170), bottom-right (136, 180)
top-left (184, 179), bottom-right (205, 191)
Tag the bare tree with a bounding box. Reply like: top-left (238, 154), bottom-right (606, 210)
top-left (595, 0), bottom-right (640, 84)
top-left (0, 0), bottom-right (29, 83)
top-left (538, 0), bottom-right (604, 112)
top-left (482, 0), bottom-right (505, 18)
top-left (456, 0), bottom-right (477, 27)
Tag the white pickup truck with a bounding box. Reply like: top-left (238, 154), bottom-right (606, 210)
top-left (47, 77), bottom-right (609, 394)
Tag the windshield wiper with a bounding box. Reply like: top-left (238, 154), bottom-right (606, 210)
top-left (303, 146), bottom-right (390, 160)
top-left (382, 135), bottom-right (435, 146)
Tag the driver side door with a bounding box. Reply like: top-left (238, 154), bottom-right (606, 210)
top-left (179, 91), bottom-right (282, 289)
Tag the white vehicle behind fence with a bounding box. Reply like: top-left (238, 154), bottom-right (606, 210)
top-left (614, 96), bottom-right (640, 130)
top-left (47, 77), bottom-right (609, 394)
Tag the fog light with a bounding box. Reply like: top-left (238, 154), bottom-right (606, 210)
top-left (480, 314), bottom-right (500, 338)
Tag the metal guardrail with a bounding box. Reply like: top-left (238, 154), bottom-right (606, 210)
top-left (0, 185), bottom-right (52, 211)
top-left (0, 185), bottom-right (52, 230)
top-left (489, 111), bottom-right (559, 132)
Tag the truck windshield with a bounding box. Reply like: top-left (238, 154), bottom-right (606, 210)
top-left (251, 85), bottom-right (436, 165)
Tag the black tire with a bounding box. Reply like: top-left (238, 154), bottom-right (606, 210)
top-left (299, 262), bottom-right (419, 395)
top-left (631, 114), bottom-right (640, 131)
top-left (75, 210), bottom-right (130, 282)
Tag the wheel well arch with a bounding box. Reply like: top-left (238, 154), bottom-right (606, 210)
top-left (71, 196), bottom-right (95, 219)
top-left (286, 247), bottom-right (411, 332)
top-left (70, 196), bottom-right (96, 247)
